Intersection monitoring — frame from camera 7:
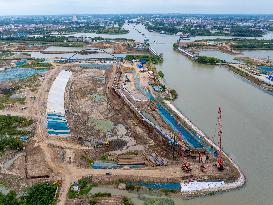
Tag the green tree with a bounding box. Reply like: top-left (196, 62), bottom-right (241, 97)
top-left (158, 71), bottom-right (164, 78)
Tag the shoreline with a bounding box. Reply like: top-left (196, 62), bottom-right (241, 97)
top-left (226, 64), bottom-right (273, 94)
top-left (175, 47), bottom-right (273, 95)
top-left (112, 62), bottom-right (246, 196)
top-left (164, 101), bottom-right (246, 194)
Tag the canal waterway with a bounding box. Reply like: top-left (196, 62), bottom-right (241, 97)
top-left (54, 24), bottom-right (273, 204)
top-left (126, 24), bottom-right (273, 205)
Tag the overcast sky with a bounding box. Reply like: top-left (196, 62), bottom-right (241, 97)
top-left (0, 0), bottom-right (273, 15)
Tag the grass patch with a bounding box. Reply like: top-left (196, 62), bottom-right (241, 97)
top-left (195, 56), bottom-right (225, 65)
top-left (20, 59), bottom-right (52, 69)
top-left (93, 192), bottom-right (111, 198)
top-left (0, 85), bottom-right (26, 109)
top-left (90, 93), bottom-right (107, 103)
top-left (125, 150), bottom-right (139, 156)
top-left (0, 182), bottom-right (58, 205)
top-left (22, 182), bottom-right (58, 205)
top-left (0, 115), bottom-right (33, 152)
top-left (122, 196), bottom-right (134, 205)
top-left (90, 118), bottom-right (114, 133)
top-left (100, 153), bottom-right (109, 161)
top-left (89, 198), bottom-right (97, 205)
top-left (144, 198), bottom-right (175, 205)
top-left (0, 136), bottom-right (23, 152)
top-left (0, 115), bottom-right (33, 135)
top-left (126, 55), bottom-right (163, 64)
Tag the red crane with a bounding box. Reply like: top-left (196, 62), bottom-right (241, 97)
top-left (217, 107), bottom-right (224, 170)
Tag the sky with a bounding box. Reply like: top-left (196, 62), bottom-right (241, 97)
top-left (0, 0), bottom-right (273, 15)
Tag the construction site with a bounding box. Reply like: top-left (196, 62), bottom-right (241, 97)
top-left (0, 42), bottom-right (245, 204)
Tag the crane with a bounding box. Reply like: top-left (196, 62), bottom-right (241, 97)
top-left (217, 107), bottom-right (224, 171)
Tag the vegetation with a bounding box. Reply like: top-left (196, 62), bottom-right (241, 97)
top-left (126, 55), bottom-right (163, 64)
top-left (90, 118), bottom-right (114, 133)
top-left (195, 56), bottom-right (225, 65)
top-left (158, 71), bottom-right (164, 78)
top-left (144, 198), bottom-right (175, 205)
top-left (230, 26), bottom-right (264, 37)
top-left (122, 197), bottom-right (134, 205)
top-left (93, 192), bottom-right (112, 198)
top-left (170, 89), bottom-right (178, 100)
top-left (0, 115), bottom-right (33, 136)
top-left (0, 36), bottom-right (86, 47)
top-left (100, 153), bottom-right (109, 161)
top-left (145, 23), bottom-right (265, 37)
top-left (173, 43), bottom-right (179, 49)
top-left (0, 91), bottom-right (25, 110)
top-left (20, 59), bottom-right (52, 69)
top-left (0, 135), bottom-right (23, 152)
top-left (89, 199), bottom-right (97, 205)
top-left (22, 182), bottom-right (58, 205)
top-left (0, 182), bottom-right (58, 205)
top-left (0, 115), bottom-right (33, 152)
top-left (232, 39), bottom-right (273, 50)
top-left (68, 176), bottom-right (97, 199)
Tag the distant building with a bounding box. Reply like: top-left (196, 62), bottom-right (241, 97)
top-left (72, 16), bottom-right (78, 23)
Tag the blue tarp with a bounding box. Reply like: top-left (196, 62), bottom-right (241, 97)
top-left (47, 113), bottom-right (70, 135)
top-left (48, 131), bottom-right (70, 135)
top-left (0, 68), bottom-right (47, 82)
top-left (259, 66), bottom-right (273, 73)
top-left (140, 59), bottom-right (147, 64)
top-left (48, 121), bottom-right (70, 131)
top-left (267, 75), bottom-right (273, 82)
top-left (15, 59), bottom-right (28, 67)
top-left (20, 136), bottom-right (29, 142)
top-left (157, 104), bottom-right (212, 151)
top-left (153, 85), bottom-right (163, 92)
top-left (137, 64), bottom-right (144, 69)
top-left (80, 64), bottom-right (112, 69)
top-left (91, 161), bottom-right (144, 169)
top-left (128, 181), bottom-right (181, 190)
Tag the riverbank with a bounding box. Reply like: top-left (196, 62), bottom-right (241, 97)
top-left (163, 101), bottom-right (246, 194)
top-left (110, 59), bottom-right (245, 196)
top-left (227, 64), bottom-right (273, 94)
top-left (175, 47), bottom-right (273, 95)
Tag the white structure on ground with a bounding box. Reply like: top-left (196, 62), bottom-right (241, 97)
top-left (47, 70), bottom-right (72, 115)
top-left (181, 181), bottom-right (225, 192)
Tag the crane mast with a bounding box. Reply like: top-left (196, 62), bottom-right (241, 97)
top-left (217, 107), bottom-right (224, 170)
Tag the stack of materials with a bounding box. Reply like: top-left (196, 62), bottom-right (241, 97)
top-left (47, 113), bottom-right (70, 136)
top-left (47, 70), bottom-right (72, 137)
top-left (180, 181), bottom-right (225, 192)
top-left (117, 155), bottom-right (145, 166)
top-left (146, 153), bottom-right (168, 166)
top-left (267, 75), bottom-right (273, 82)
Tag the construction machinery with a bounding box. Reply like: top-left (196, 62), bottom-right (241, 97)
top-left (217, 107), bottom-right (224, 171)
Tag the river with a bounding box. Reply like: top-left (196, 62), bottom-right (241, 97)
top-left (63, 24), bottom-right (273, 204)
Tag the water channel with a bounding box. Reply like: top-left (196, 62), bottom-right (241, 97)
top-left (58, 24), bottom-right (273, 204)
